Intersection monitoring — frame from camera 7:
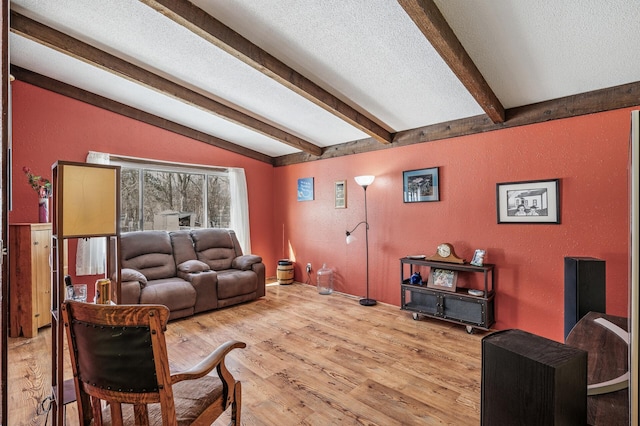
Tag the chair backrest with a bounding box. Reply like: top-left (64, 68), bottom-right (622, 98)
top-left (61, 301), bottom-right (176, 425)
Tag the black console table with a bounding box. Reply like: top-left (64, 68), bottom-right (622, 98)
top-left (400, 257), bottom-right (495, 333)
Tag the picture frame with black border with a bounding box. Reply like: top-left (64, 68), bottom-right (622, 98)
top-left (403, 167), bottom-right (440, 203)
top-left (496, 178), bottom-right (560, 223)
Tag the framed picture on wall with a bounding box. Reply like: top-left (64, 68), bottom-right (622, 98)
top-left (403, 167), bottom-right (440, 203)
top-left (496, 179), bottom-right (560, 223)
top-left (297, 177), bottom-right (314, 201)
top-left (335, 180), bottom-right (346, 208)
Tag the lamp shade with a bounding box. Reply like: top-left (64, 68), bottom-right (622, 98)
top-left (354, 175), bottom-right (375, 187)
top-left (58, 163), bottom-right (119, 237)
top-left (346, 234), bottom-right (356, 244)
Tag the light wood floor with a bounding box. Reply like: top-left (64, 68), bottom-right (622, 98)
top-left (8, 283), bottom-right (487, 425)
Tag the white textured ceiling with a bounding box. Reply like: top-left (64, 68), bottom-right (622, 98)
top-left (434, 0), bottom-right (640, 107)
top-left (9, 0), bottom-right (640, 159)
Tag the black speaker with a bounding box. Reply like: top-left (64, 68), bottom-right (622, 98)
top-left (481, 329), bottom-right (587, 426)
top-left (564, 257), bottom-right (606, 339)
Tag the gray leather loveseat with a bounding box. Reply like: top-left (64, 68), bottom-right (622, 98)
top-left (119, 228), bottom-right (265, 319)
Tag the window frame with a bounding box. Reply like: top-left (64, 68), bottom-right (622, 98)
top-left (110, 155), bottom-right (230, 232)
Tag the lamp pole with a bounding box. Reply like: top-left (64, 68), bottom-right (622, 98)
top-left (360, 182), bottom-right (376, 306)
top-left (346, 175), bottom-right (376, 306)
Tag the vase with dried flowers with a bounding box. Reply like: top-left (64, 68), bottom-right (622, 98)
top-left (23, 166), bottom-right (52, 223)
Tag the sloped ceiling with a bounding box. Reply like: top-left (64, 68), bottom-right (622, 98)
top-left (9, 0), bottom-right (640, 165)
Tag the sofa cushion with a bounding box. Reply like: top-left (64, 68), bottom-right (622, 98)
top-left (177, 260), bottom-right (210, 273)
top-left (191, 229), bottom-right (237, 271)
top-left (121, 231), bottom-right (176, 280)
top-left (140, 279), bottom-right (196, 312)
top-left (216, 270), bottom-right (257, 299)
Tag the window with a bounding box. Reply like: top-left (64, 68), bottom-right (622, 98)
top-left (79, 152), bottom-right (251, 276)
top-left (116, 161), bottom-right (230, 232)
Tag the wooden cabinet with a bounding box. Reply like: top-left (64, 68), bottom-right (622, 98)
top-left (9, 223), bottom-right (52, 338)
top-left (400, 257), bottom-right (495, 333)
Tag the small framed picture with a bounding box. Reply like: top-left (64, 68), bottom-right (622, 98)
top-left (496, 179), bottom-right (560, 223)
top-left (427, 268), bottom-right (458, 292)
top-left (297, 177), bottom-right (314, 201)
top-left (403, 167), bottom-right (440, 203)
top-left (335, 180), bottom-right (346, 209)
top-left (470, 249), bottom-right (486, 266)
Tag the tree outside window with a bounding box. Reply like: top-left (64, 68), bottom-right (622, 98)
top-left (120, 166), bottom-right (230, 232)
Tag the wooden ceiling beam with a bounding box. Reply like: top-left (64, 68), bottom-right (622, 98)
top-left (10, 10), bottom-right (323, 156)
top-left (140, 0), bottom-right (394, 145)
top-left (275, 80), bottom-right (640, 166)
top-left (398, 0), bottom-right (505, 124)
top-left (10, 66), bottom-right (274, 164)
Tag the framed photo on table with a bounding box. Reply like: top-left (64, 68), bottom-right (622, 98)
top-left (427, 268), bottom-right (458, 292)
top-left (403, 167), bottom-right (439, 203)
top-left (496, 178), bottom-right (560, 223)
top-left (470, 249), bottom-right (486, 266)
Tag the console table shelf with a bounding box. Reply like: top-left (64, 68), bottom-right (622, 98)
top-left (400, 257), bottom-right (495, 333)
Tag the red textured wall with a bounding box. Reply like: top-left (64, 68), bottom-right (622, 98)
top-left (274, 108), bottom-right (633, 342)
top-left (10, 81), bottom-right (276, 293)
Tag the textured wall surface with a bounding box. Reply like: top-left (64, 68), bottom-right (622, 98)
top-left (274, 108), bottom-right (633, 341)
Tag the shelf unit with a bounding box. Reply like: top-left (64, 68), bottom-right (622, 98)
top-left (400, 257), bottom-right (495, 333)
top-left (50, 161), bottom-right (121, 425)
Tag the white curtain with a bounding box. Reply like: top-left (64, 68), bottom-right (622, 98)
top-left (229, 167), bottom-right (251, 254)
top-left (75, 151), bottom-right (109, 275)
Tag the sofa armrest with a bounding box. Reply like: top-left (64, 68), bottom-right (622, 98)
top-left (232, 254), bottom-right (263, 271)
top-left (119, 268), bottom-right (147, 304)
top-left (178, 269), bottom-right (219, 313)
top-left (177, 259), bottom-right (210, 273)
top-left (177, 269), bottom-right (217, 283)
top-left (121, 268), bottom-right (148, 287)
top-left (121, 280), bottom-right (142, 304)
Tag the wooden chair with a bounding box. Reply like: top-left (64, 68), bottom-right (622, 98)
top-left (61, 301), bottom-right (246, 425)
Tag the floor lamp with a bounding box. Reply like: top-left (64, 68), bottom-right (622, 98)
top-left (346, 175), bottom-right (376, 306)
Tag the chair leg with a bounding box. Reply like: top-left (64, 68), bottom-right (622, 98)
top-left (91, 396), bottom-right (104, 426)
top-left (230, 382), bottom-right (241, 426)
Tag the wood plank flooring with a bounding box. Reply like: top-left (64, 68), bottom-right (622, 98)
top-left (7, 283), bottom-right (487, 425)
